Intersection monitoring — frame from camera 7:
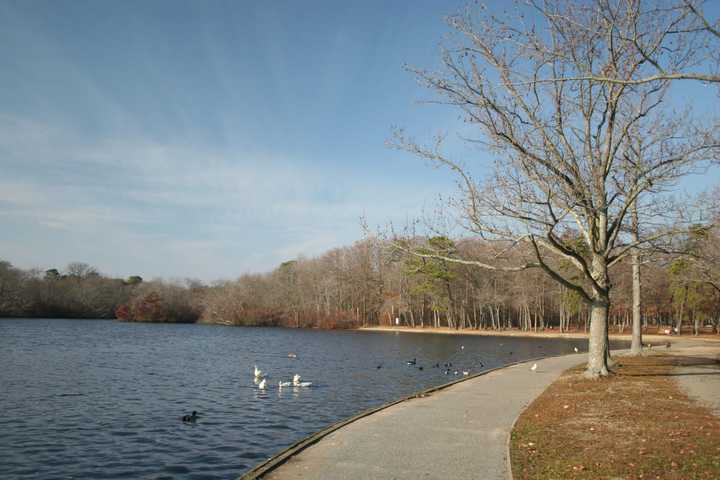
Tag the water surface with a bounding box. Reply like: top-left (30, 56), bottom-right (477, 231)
top-left (1, 319), bottom-right (593, 479)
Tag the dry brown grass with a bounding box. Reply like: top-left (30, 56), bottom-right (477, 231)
top-left (510, 355), bottom-right (720, 480)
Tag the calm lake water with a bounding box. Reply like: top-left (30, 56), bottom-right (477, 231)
top-left (1, 319), bottom-right (593, 479)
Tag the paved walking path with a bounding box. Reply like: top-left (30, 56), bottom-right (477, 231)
top-left (252, 337), bottom-right (720, 480)
top-left (668, 338), bottom-right (720, 416)
top-left (262, 353), bottom-right (587, 480)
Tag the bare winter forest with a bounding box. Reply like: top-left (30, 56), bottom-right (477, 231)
top-left (2, 217), bottom-right (719, 335)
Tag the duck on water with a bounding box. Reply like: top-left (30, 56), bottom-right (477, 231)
top-left (182, 411), bottom-right (199, 423)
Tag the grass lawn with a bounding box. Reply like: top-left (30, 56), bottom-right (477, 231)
top-left (510, 355), bottom-right (720, 479)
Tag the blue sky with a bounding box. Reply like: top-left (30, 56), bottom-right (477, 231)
top-left (1, 1), bottom-right (718, 281)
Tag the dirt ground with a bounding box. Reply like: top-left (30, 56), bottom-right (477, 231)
top-left (510, 354), bottom-right (720, 480)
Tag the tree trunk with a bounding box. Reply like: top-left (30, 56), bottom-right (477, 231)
top-left (676, 285), bottom-right (687, 334)
top-left (630, 201), bottom-right (643, 355)
top-left (586, 297), bottom-right (611, 378)
top-left (586, 252), bottom-right (611, 378)
top-left (630, 247), bottom-right (643, 355)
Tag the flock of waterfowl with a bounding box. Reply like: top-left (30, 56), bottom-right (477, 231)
top-left (377, 346), bottom-right (483, 378)
top-left (182, 343), bottom-right (584, 422)
top-left (253, 362), bottom-right (314, 391)
top-left (258, 373), bottom-right (313, 390)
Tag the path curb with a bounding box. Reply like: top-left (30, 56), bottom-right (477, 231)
top-left (238, 353), bottom-right (580, 480)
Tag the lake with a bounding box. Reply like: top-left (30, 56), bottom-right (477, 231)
top-left (1, 319), bottom-right (592, 479)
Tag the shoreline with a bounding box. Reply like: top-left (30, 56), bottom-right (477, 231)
top-left (358, 325), bottom-right (720, 342)
top-left (239, 351), bottom-right (581, 480)
top-left (246, 336), bottom-right (719, 480)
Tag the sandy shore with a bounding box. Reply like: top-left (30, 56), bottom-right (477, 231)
top-left (358, 325), bottom-right (720, 342)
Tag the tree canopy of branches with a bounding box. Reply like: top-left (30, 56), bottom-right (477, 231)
top-left (392, 0), bottom-right (719, 377)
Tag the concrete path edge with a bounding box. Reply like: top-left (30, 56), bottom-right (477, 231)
top-left (238, 353), bottom-right (580, 480)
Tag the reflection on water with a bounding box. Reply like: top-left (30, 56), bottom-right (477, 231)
top-left (0, 319), bottom-right (596, 479)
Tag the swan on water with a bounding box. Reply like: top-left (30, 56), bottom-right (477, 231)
top-left (258, 378), bottom-right (267, 389)
top-left (462, 371), bottom-right (469, 376)
top-left (530, 363), bottom-right (538, 372)
top-left (292, 374), bottom-right (312, 387)
top-left (254, 365), bottom-right (264, 379)
top-left (278, 380), bottom-right (292, 389)
top-left (288, 353), bottom-right (297, 358)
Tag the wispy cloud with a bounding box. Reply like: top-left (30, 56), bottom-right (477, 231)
top-left (0, 1), bottom-right (467, 281)
top-left (0, 114), bottom-right (449, 280)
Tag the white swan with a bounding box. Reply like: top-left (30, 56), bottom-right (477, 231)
top-left (292, 374), bottom-right (312, 387)
top-left (254, 365), bottom-right (264, 380)
top-left (258, 378), bottom-right (267, 389)
top-left (278, 380), bottom-right (292, 389)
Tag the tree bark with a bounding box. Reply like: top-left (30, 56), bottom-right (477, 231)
top-left (586, 297), bottom-right (611, 378)
top-left (630, 202), bottom-right (644, 355)
top-left (586, 253), bottom-right (611, 378)
top-left (630, 249), bottom-right (643, 355)
top-left (676, 285), bottom-right (687, 335)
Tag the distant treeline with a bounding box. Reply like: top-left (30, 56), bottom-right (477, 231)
top-left (1, 231), bottom-right (719, 333)
top-left (0, 261), bottom-right (202, 323)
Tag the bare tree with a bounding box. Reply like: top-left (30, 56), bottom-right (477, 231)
top-left (392, 0), bottom-right (718, 377)
top-left (515, 0), bottom-right (720, 86)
